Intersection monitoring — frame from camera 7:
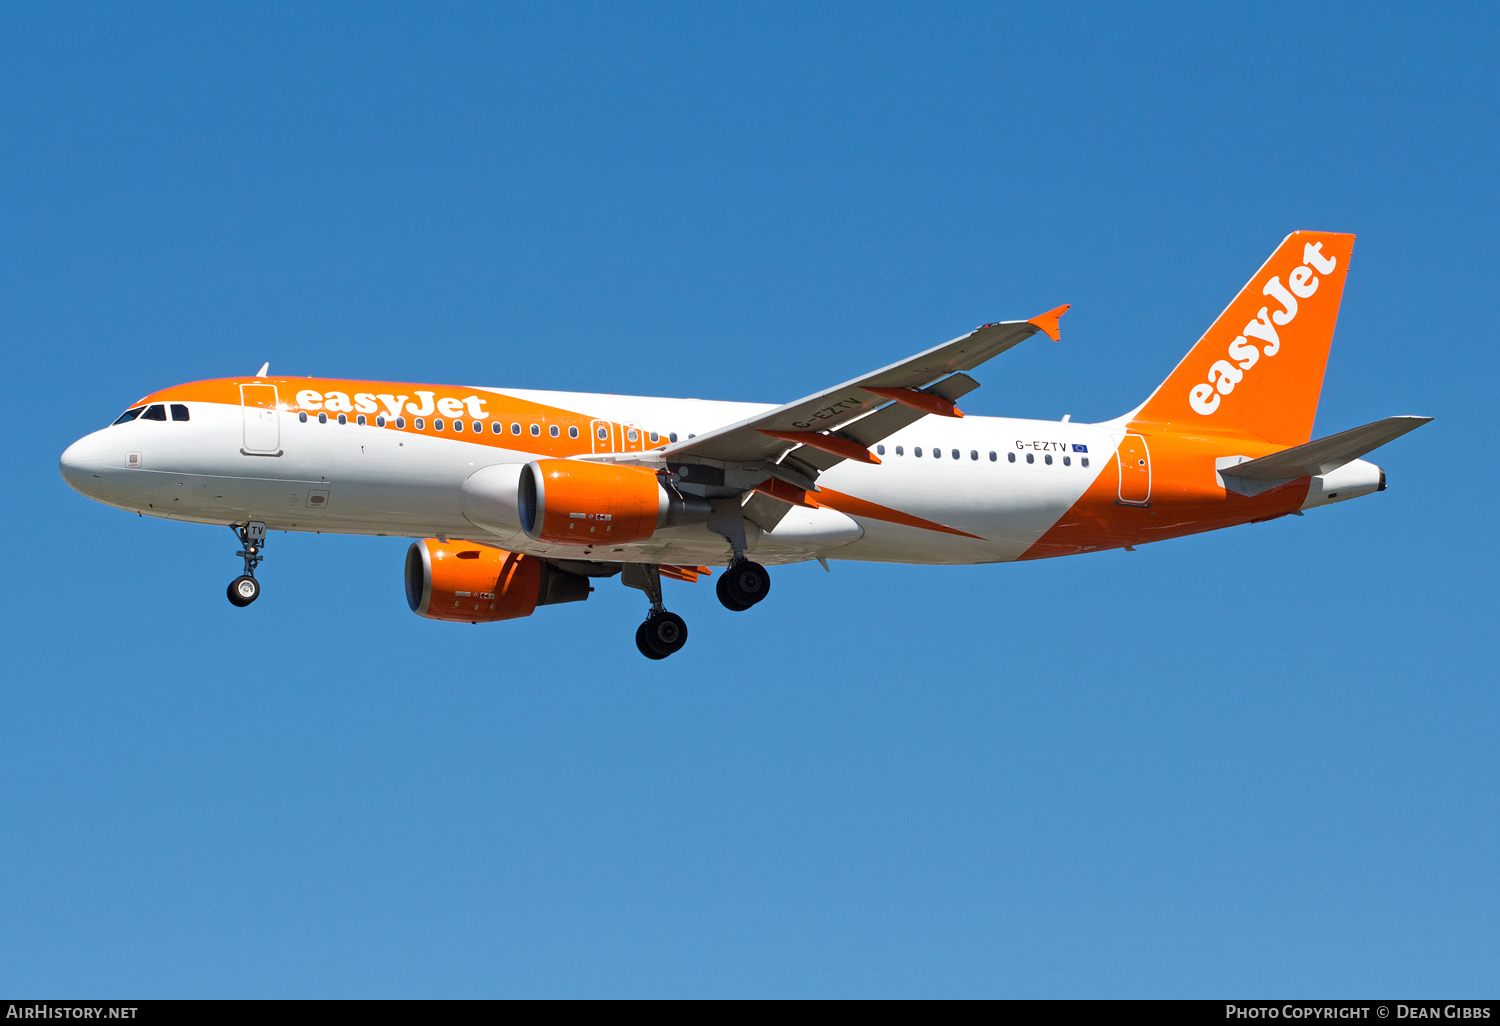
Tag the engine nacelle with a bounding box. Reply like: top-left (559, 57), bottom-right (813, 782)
top-left (404, 539), bottom-right (589, 623)
top-left (461, 463), bottom-right (527, 537)
top-left (518, 459), bottom-right (710, 546)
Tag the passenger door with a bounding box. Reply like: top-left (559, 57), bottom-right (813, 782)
top-left (240, 384), bottom-right (281, 454)
top-left (1117, 434), bottom-right (1151, 505)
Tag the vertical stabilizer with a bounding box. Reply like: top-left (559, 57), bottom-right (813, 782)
top-left (1131, 231), bottom-right (1355, 445)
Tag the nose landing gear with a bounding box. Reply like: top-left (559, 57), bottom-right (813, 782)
top-left (622, 563), bottom-right (689, 659)
top-left (227, 522), bottom-right (267, 607)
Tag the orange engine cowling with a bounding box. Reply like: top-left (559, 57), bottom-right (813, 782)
top-left (404, 539), bottom-right (590, 623)
top-left (518, 459), bottom-right (709, 546)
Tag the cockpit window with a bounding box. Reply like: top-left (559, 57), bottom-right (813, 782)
top-left (170, 404), bottom-right (190, 421)
top-left (140, 404), bottom-right (167, 421)
top-left (113, 407), bottom-right (145, 425)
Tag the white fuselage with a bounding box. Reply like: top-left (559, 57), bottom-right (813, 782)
top-left (60, 388), bottom-right (1127, 567)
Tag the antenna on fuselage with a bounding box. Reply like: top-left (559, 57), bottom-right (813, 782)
top-left (255, 362), bottom-right (269, 378)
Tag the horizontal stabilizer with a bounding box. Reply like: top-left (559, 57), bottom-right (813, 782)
top-left (1219, 416), bottom-right (1432, 481)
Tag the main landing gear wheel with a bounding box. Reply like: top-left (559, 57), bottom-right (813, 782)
top-left (715, 572), bottom-right (750, 612)
top-left (637, 610), bottom-right (688, 659)
top-left (718, 560), bottom-right (770, 611)
top-left (227, 575), bottom-right (260, 607)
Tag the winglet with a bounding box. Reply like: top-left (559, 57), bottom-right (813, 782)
top-left (255, 362), bottom-right (270, 378)
top-left (1027, 304), bottom-right (1070, 342)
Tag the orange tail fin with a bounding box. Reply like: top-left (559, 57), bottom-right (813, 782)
top-left (1132, 231), bottom-right (1355, 445)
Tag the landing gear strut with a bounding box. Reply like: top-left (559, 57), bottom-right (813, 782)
top-left (716, 559), bottom-right (770, 612)
top-left (227, 521), bottom-right (267, 607)
top-left (622, 563), bottom-right (688, 659)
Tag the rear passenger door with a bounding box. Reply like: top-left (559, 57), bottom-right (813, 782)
top-left (1116, 434), bottom-right (1151, 505)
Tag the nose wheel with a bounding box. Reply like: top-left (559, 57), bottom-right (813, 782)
top-left (228, 575), bottom-right (260, 606)
top-left (227, 522), bottom-right (267, 607)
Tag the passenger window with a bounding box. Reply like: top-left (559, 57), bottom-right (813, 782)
top-left (970, 450), bottom-right (978, 460)
top-left (170, 404), bottom-right (190, 421)
top-left (318, 412), bottom-right (328, 424)
top-left (396, 417), bottom-right (406, 428)
top-left (298, 411), bottom-right (308, 423)
top-left (141, 404), bottom-right (167, 421)
top-left (876, 444), bottom-right (885, 455)
top-left (571, 426), bottom-right (581, 439)
top-left (933, 448), bottom-right (941, 458)
top-left (452, 419), bottom-right (463, 431)
top-left (531, 424), bottom-right (541, 436)
top-left (989, 451), bottom-right (997, 461)
top-left (491, 421), bottom-right (502, 433)
top-left (434, 419), bottom-right (444, 431)
top-left (357, 414), bottom-right (367, 426)
top-left (376, 416), bottom-right (386, 427)
top-left (914, 447), bottom-right (922, 457)
top-left (1082, 457), bottom-right (1089, 468)
top-left (597, 427), bottom-right (608, 440)
top-left (896, 446), bottom-right (904, 456)
top-left (1045, 454), bottom-right (1052, 465)
top-left (1007, 452), bottom-right (1015, 463)
top-left (513, 423), bottom-right (522, 435)
top-left (952, 449), bottom-right (960, 460)
top-left (335, 413), bottom-right (345, 425)
top-left (1063, 455), bottom-right (1071, 466)
top-left (1026, 453), bottom-right (1034, 464)
top-left (415, 417), bottom-right (425, 429)
top-left (113, 407), bottom-right (145, 425)
top-left (626, 428), bottom-right (638, 442)
top-left (667, 432), bottom-right (676, 443)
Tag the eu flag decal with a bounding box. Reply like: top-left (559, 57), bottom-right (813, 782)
top-left (1072, 444), bottom-right (1088, 452)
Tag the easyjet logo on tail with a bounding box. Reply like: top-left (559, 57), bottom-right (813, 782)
top-left (1188, 242), bottom-right (1338, 416)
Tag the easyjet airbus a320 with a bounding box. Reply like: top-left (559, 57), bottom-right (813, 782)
top-left (60, 232), bottom-right (1428, 658)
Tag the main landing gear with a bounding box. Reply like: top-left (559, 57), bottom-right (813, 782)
top-left (622, 563), bottom-right (688, 659)
top-left (227, 521), bottom-right (267, 607)
top-left (716, 559), bottom-right (771, 612)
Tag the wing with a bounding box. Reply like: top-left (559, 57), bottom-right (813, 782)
top-left (656, 307), bottom-right (1069, 478)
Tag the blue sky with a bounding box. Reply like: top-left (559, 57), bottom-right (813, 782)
top-left (2, 3), bottom-right (1496, 997)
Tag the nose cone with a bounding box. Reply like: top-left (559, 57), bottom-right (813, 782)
top-left (60, 434), bottom-right (107, 496)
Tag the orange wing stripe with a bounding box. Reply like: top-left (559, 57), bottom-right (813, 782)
top-left (813, 487), bottom-right (983, 539)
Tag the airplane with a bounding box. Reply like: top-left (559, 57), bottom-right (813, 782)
top-left (59, 231), bottom-right (1429, 658)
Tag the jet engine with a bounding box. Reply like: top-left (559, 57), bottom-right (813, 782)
top-left (517, 459), bottom-right (710, 546)
top-left (404, 539), bottom-right (590, 623)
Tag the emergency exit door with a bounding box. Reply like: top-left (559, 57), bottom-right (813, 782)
top-left (590, 419), bottom-right (615, 454)
top-left (240, 384), bottom-right (280, 454)
top-left (1117, 434), bottom-right (1151, 505)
